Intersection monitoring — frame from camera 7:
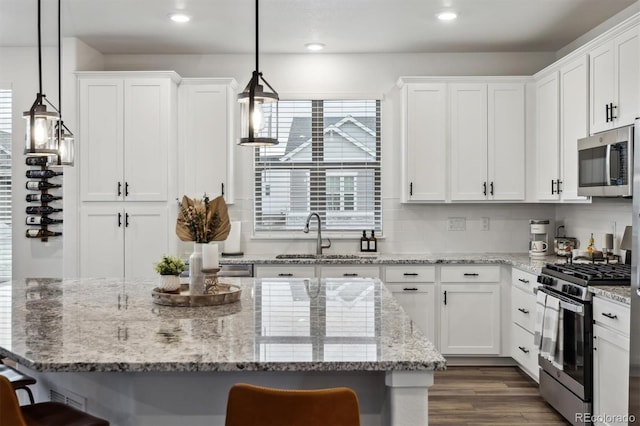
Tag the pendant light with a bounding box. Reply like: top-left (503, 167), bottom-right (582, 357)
top-left (237, 0), bottom-right (279, 146)
top-left (23, 0), bottom-right (60, 156)
top-left (54, 0), bottom-right (74, 166)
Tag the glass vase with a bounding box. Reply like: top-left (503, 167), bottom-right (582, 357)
top-left (189, 242), bottom-right (205, 295)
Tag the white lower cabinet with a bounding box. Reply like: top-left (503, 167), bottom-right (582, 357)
top-left (80, 205), bottom-right (169, 278)
top-left (510, 268), bottom-right (540, 381)
top-left (592, 297), bottom-right (630, 426)
top-left (318, 265), bottom-right (380, 279)
top-left (384, 266), bottom-right (436, 344)
top-left (255, 265), bottom-right (316, 279)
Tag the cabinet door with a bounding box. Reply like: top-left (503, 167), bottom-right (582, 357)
top-left (535, 72), bottom-right (561, 201)
top-left (590, 41), bottom-right (615, 134)
top-left (180, 81), bottom-right (233, 202)
top-left (488, 83), bottom-right (525, 200)
top-left (79, 79), bottom-right (125, 201)
top-left (123, 79), bottom-right (171, 201)
top-left (592, 324), bottom-right (630, 426)
top-left (123, 205), bottom-right (169, 278)
top-left (614, 26), bottom-right (640, 129)
top-left (387, 284), bottom-right (436, 345)
top-left (404, 84), bottom-right (447, 201)
top-left (560, 56), bottom-right (590, 202)
top-left (450, 83), bottom-right (488, 201)
top-left (440, 284), bottom-right (501, 354)
top-left (319, 265), bottom-right (380, 279)
top-left (80, 207), bottom-right (124, 277)
top-left (255, 265), bottom-right (316, 278)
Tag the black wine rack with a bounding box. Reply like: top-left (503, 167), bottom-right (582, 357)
top-left (25, 157), bottom-right (63, 242)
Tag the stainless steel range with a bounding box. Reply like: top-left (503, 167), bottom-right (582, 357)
top-left (537, 262), bottom-right (631, 426)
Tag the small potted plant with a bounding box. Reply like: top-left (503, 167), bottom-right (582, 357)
top-left (154, 255), bottom-right (186, 292)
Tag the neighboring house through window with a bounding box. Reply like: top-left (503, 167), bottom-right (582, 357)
top-left (254, 99), bottom-right (381, 233)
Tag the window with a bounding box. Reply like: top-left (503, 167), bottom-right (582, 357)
top-left (0, 86), bottom-right (11, 282)
top-left (254, 99), bottom-right (381, 233)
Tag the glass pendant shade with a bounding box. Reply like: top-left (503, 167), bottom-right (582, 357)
top-left (56, 122), bottom-right (74, 166)
top-left (238, 74), bottom-right (279, 146)
top-left (23, 101), bottom-right (60, 155)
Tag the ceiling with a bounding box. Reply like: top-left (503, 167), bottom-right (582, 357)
top-left (0, 0), bottom-right (637, 55)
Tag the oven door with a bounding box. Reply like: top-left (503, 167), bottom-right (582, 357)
top-left (538, 288), bottom-right (593, 401)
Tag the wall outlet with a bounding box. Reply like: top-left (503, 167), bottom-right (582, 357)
top-left (447, 217), bottom-right (466, 231)
top-left (481, 217), bottom-right (490, 231)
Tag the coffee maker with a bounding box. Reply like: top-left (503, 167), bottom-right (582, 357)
top-left (529, 219), bottom-right (550, 257)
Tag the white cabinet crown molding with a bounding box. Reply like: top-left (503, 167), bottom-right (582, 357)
top-left (76, 70), bottom-right (182, 84)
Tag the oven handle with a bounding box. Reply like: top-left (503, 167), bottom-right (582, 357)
top-left (605, 144), bottom-right (613, 186)
top-left (538, 288), bottom-right (584, 314)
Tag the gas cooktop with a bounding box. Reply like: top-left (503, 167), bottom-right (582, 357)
top-left (542, 262), bottom-right (631, 286)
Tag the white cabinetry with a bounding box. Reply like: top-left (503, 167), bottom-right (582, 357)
top-left (399, 82), bottom-right (447, 202)
top-left (179, 78), bottom-right (237, 203)
top-left (384, 266), bottom-right (436, 344)
top-left (439, 265), bottom-right (501, 355)
top-left (255, 265), bottom-right (316, 279)
top-left (510, 269), bottom-right (540, 381)
top-left (80, 205), bottom-right (169, 278)
top-left (319, 265), bottom-right (380, 279)
top-left (450, 83), bottom-right (525, 201)
top-left (592, 296), bottom-right (630, 426)
top-left (590, 26), bottom-right (640, 134)
top-left (78, 72), bottom-right (179, 202)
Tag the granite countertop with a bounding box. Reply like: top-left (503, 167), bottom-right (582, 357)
top-left (221, 252), bottom-right (557, 275)
top-left (0, 277), bottom-right (446, 374)
top-left (589, 285), bottom-right (632, 305)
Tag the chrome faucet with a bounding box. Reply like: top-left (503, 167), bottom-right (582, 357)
top-left (303, 212), bottom-right (331, 255)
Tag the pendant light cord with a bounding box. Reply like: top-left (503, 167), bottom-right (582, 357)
top-left (37, 0), bottom-right (42, 95)
top-left (58, 0), bottom-right (62, 117)
top-left (255, 0), bottom-right (259, 73)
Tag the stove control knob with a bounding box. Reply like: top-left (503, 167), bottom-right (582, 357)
top-left (537, 275), bottom-right (553, 286)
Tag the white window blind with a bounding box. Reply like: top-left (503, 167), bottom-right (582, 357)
top-left (0, 88), bottom-right (11, 283)
top-left (254, 99), bottom-right (381, 233)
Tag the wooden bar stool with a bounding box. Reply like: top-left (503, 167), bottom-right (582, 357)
top-left (0, 363), bottom-right (36, 404)
top-left (0, 376), bottom-right (109, 426)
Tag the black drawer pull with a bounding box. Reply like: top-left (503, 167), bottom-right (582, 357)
top-left (278, 273), bottom-right (293, 277)
top-left (343, 273), bottom-right (358, 277)
top-left (518, 278), bottom-right (530, 284)
top-left (403, 287), bottom-right (418, 291)
top-left (464, 273), bottom-right (479, 276)
top-left (518, 308), bottom-right (530, 314)
top-left (601, 312), bottom-right (618, 320)
top-left (403, 273), bottom-right (419, 276)
top-left (518, 346), bottom-right (529, 354)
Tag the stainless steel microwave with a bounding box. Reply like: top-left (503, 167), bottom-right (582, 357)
top-left (577, 125), bottom-right (633, 197)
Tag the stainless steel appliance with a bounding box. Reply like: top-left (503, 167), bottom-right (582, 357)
top-left (629, 120), bottom-right (640, 421)
top-left (577, 125), bottom-right (633, 197)
top-left (538, 262), bottom-right (631, 426)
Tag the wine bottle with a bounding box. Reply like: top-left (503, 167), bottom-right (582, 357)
top-left (369, 230), bottom-right (377, 252)
top-left (26, 206), bottom-right (63, 215)
top-left (25, 170), bottom-right (63, 179)
top-left (26, 193), bottom-right (62, 202)
top-left (25, 216), bottom-right (63, 225)
top-left (25, 229), bottom-right (62, 238)
top-left (360, 230), bottom-right (369, 252)
top-left (25, 156), bottom-right (49, 166)
top-left (25, 181), bottom-right (62, 191)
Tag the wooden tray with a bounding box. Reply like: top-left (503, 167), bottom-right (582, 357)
top-left (152, 283), bottom-right (242, 307)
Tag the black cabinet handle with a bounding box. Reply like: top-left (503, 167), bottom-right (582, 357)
top-left (409, 182), bottom-right (413, 196)
top-left (222, 182), bottom-right (225, 196)
top-left (611, 103), bottom-right (617, 120)
top-left (403, 273), bottom-right (419, 276)
top-left (557, 179), bottom-right (562, 194)
top-left (403, 287), bottom-right (418, 291)
top-left (483, 181), bottom-right (487, 196)
top-left (443, 290), bottom-right (447, 305)
top-left (601, 312), bottom-right (618, 320)
top-left (518, 308), bottom-right (530, 314)
top-left (118, 212), bottom-right (122, 227)
top-left (606, 103), bottom-right (611, 122)
top-left (518, 346), bottom-right (529, 354)
top-left (551, 180), bottom-right (556, 195)
top-left (125, 182), bottom-right (129, 197)
top-left (125, 213), bottom-right (129, 227)
top-left (343, 273), bottom-right (358, 277)
top-left (518, 278), bottom-right (530, 284)
top-left (463, 273), bottom-right (479, 276)
top-left (117, 182), bottom-right (122, 196)
top-left (278, 273), bottom-right (293, 277)
top-left (490, 182), bottom-right (494, 196)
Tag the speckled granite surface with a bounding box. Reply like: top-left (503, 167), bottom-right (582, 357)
top-left (589, 285), bottom-right (631, 305)
top-left (221, 252), bottom-right (557, 274)
top-left (0, 277), bottom-right (446, 373)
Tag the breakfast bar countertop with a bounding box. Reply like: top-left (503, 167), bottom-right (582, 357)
top-left (0, 277), bottom-right (446, 374)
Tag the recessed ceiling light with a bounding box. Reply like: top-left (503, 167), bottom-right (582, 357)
top-left (169, 13), bottom-right (191, 23)
top-left (437, 11), bottom-right (457, 21)
top-left (305, 43), bottom-right (325, 52)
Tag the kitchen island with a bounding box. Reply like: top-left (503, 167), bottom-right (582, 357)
top-left (0, 277), bottom-right (445, 426)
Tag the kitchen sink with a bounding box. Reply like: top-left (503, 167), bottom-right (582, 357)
top-left (275, 254), bottom-right (365, 260)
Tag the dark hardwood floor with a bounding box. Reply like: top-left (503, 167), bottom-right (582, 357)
top-left (429, 366), bottom-right (570, 425)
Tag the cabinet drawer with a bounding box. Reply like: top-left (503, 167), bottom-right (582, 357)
top-left (512, 268), bottom-right (538, 294)
top-left (512, 286), bottom-right (536, 333)
top-left (440, 265), bottom-right (500, 282)
top-left (511, 323), bottom-right (539, 381)
top-left (593, 296), bottom-right (630, 336)
top-left (255, 265), bottom-right (316, 279)
top-left (386, 283), bottom-right (433, 293)
top-left (385, 266), bottom-right (435, 283)
top-left (319, 266), bottom-right (380, 279)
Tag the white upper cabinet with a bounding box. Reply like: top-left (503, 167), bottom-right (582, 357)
top-left (450, 82), bottom-right (525, 201)
top-left (179, 78), bottom-right (237, 203)
top-left (535, 71), bottom-right (560, 201)
top-left (590, 25), bottom-right (640, 133)
top-left (78, 72), bottom-right (179, 202)
top-left (400, 82), bottom-right (447, 202)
